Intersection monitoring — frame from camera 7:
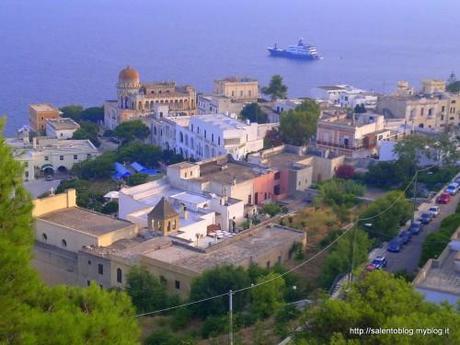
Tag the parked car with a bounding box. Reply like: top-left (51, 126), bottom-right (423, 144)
top-left (366, 256), bottom-right (388, 271)
top-left (419, 212), bottom-right (433, 225)
top-left (454, 177), bottom-right (460, 185)
top-left (398, 230), bottom-right (412, 245)
top-left (387, 239), bottom-right (403, 253)
top-left (409, 221), bottom-right (423, 235)
top-left (437, 192), bottom-right (451, 204)
top-left (445, 183), bottom-right (459, 195)
top-left (429, 206), bottom-right (440, 218)
top-left (110, 137), bottom-right (121, 144)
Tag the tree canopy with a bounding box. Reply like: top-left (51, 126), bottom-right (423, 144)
top-left (359, 191), bottom-right (412, 242)
top-left (0, 120), bottom-right (140, 344)
top-left (114, 120), bottom-right (150, 143)
top-left (189, 265), bottom-right (251, 319)
top-left (126, 266), bottom-right (176, 314)
top-left (279, 99), bottom-right (320, 146)
top-left (72, 121), bottom-right (101, 147)
top-left (262, 75), bottom-right (288, 101)
top-left (61, 105), bottom-right (103, 123)
top-left (240, 103), bottom-right (268, 124)
top-left (299, 271), bottom-right (460, 344)
top-left (319, 229), bottom-right (371, 288)
top-left (315, 178), bottom-right (366, 209)
top-left (447, 81), bottom-right (460, 93)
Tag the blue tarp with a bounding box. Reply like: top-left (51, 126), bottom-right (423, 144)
top-left (130, 162), bottom-right (159, 176)
top-left (112, 162), bottom-right (132, 180)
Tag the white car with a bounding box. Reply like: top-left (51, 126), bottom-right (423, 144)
top-left (429, 206), bottom-right (440, 217)
top-left (446, 183), bottom-right (459, 195)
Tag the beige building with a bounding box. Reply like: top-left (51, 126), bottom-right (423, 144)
top-left (214, 77), bottom-right (259, 102)
top-left (316, 113), bottom-right (396, 158)
top-left (29, 104), bottom-right (61, 134)
top-left (32, 189), bottom-right (138, 286)
top-left (414, 226), bottom-right (460, 305)
top-left (7, 136), bottom-right (99, 181)
top-left (32, 190), bottom-right (306, 296)
top-left (104, 66), bottom-right (197, 129)
top-left (197, 94), bottom-right (245, 115)
top-left (45, 118), bottom-right (80, 139)
top-left (377, 80), bottom-right (460, 132)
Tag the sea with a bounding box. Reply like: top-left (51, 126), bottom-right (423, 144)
top-left (1, 0), bottom-right (460, 135)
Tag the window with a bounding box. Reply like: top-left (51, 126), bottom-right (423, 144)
top-left (25, 171), bottom-right (29, 178)
top-left (274, 171), bottom-right (281, 180)
top-left (248, 90), bottom-right (252, 97)
top-left (278, 256), bottom-right (282, 264)
top-left (248, 195), bottom-right (252, 204)
top-left (175, 280), bottom-right (181, 290)
top-left (87, 280), bottom-right (91, 286)
top-left (420, 108), bottom-right (424, 116)
top-left (59, 155), bottom-right (64, 161)
top-left (218, 136), bottom-right (221, 145)
top-left (116, 268), bottom-right (122, 283)
top-left (44, 156), bottom-right (49, 161)
top-left (266, 261), bottom-right (271, 269)
top-left (442, 106), bottom-right (446, 112)
top-left (24, 161), bottom-right (28, 167)
top-left (240, 90), bottom-right (243, 97)
top-left (211, 133), bottom-right (214, 143)
top-left (98, 263), bottom-right (104, 275)
top-left (61, 239), bottom-right (67, 247)
top-left (73, 154), bottom-right (78, 160)
top-left (42, 233), bottom-right (47, 241)
top-left (204, 130), bottom-right (207, 138)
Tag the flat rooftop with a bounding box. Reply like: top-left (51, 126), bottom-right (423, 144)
top-left (194, 162), bottom-right (264, 185)
top-left (30, 104), bottom-right (59, 112)
top-left (415, 248), bottom-right (460, 297)
top-left (262, 152), bottom-right (311, 171)
top-left (144, 224), bottom-right (304, 273)
top-left (7, 138), bottom-right (98, 153)
top-left (191, 114), bottom-right (249, 131)
top-left (38, 207), bottom-right (133, 236)
top-left (46, 118), bottom-right (80, 130)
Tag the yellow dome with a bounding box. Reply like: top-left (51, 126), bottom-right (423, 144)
top-left (118, 66), bottom-right (140, 83)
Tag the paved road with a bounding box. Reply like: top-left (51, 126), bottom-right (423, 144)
top-left (385, 192), bottom-right (460, 274)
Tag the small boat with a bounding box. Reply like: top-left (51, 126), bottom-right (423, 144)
top-left (268, 38), bottom-right (320, 60)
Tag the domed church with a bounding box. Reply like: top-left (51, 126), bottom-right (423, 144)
top-left (104, 66), bottom-right (197, 129)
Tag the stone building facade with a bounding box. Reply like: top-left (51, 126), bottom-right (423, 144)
top-left (104, 66), bottom-right (197, 129)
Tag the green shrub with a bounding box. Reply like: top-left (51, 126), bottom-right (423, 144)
top-left (200, 315), bottom-right (227, 339)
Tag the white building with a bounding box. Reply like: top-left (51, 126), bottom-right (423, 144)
top-left (318, 85), bottom-right (378, 110)
top-left (151, 113), bottom-right (276, 160)
top-left (272, 98), bottom-right (303, 114)
top-left (7, 136), bottom-right (99, 181)
top-left (197, 94), bottom-right (245, 115)
top-left (45, 118), bottom-right (80, 139)
top-left (118, 173), bottom-right (245, 237)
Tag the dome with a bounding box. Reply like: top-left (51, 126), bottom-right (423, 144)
top-left (118, 66), bottom-right (140, 83)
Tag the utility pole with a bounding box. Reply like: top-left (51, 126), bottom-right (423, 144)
top-left (412, 171), bottom-right (418, 223)
top-left (229, 290), bottom-right (233, 345)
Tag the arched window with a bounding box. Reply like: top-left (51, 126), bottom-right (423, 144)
top-left (61, 239), bottom-right (67, 247)
top-left (117, 268), bottom-right (122, 283)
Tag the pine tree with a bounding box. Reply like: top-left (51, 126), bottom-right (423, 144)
top-left (0, 119), bottom-right (140, 344)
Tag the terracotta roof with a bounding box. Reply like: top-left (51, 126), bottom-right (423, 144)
top-left (148, 197), bottom-right (178, 220)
